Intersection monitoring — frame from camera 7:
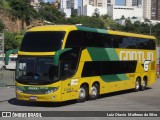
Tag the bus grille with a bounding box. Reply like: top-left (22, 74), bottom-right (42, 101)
top-left (24, 91), bottom-right (46, 94)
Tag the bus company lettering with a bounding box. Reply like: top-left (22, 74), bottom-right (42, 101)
top-left (120, 51), bottom-right (154, 62)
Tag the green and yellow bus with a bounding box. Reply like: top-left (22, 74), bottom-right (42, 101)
top-left (15, 25), bottom-right (156, 102)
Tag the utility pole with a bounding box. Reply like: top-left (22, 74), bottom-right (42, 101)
top-left (0, 33), bottom-right (4, 63)
top-left (0, 33), bottom-right (5, 86)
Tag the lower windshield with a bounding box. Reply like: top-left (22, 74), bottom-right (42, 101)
top-left (16, 57), bottom-right (59, 84)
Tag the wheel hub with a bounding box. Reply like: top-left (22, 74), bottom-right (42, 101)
top-left (79, 88), bottom-right (86, 98)
top-left (91, 86), bottom-right (97, 96)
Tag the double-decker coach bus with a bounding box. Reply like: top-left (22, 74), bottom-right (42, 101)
top-left (15, 25), bottom-right (156, 102)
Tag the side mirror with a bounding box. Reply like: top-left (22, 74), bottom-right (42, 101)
top-left (54, 48), bottom-right (72, 66)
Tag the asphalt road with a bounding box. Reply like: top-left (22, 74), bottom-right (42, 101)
top-left (0, 78), bottom-right (160, 120)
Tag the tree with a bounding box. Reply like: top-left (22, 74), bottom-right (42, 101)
top-left (133, 21), bottom-right (141, 33)
top-left (71, 8), bottom-right (77, 17)
top-left (100, 14), bottom-right (116, 29)
top-left (38, 2), bottom-right (66, 24)
top-left (67, 16), bottom-right (104, 29)
top-left (4, 32), bottom-right (22, 51)
top-left (121, 15), bottom-right (125, 20)
top-left (9, 0), bottom-right (38, 29)
top-left (0, 19), bottom-right (5, 32)
top-left (92, 8), bottom-right (100, 18)
top-left (152, 23), bottom-right (160, 44)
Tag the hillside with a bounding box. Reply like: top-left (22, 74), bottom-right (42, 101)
top-left (0, 9), bottom-right (44, 32)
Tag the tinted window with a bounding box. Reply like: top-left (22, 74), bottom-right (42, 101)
top-left (65, 31), bottom-right (155, 50)
top-left (20, 31), bottom-right (65, 52)
top-left (82, 61), bottom-right (137, 77)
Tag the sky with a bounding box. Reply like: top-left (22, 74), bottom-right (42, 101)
top-left (47, 0), bottom-right (125, 6)
top-left (116, 0), bottom-right (125, 6)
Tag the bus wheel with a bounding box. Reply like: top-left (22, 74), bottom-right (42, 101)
top-left (89, 83), bottom-right (99, 100)
top-left (77, 85), bottom-right (88, 102)
top-left (134, 78), bottom-right (140, 92)
top-left (140, 78), bottom-right (147, 91)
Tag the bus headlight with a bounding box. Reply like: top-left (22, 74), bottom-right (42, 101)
top-left (16, 87), bottom-right (23, 93)
top-left (45, 87), bottom-right (59, 94)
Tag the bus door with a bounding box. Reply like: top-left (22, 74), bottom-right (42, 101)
top-left (60, 62), bottom-right (71, 101)
top-left (59, 49), bottom-right (81, 101)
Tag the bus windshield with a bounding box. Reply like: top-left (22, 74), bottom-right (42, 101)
top-left (20, 31), bottom-right (65, 52)
top-left (16, 57), bottom-right (59, 85)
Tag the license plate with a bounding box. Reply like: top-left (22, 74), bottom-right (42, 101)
top-left (29, 96), bottom-right (37, 100)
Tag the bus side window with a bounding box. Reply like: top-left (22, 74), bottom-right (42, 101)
top-left (60, 51), bottom-right (79, 79)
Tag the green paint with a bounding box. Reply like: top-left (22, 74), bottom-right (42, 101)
top-left (87, 47), bottom-right (110, 61)
top-left (105, 48), bottom-right (119, 60)
top-left (100, 74), bottom-right (129, 82)
top-left (117, 74), bottom-right (128, 80)
top-left (54, 48), bottom-right (72, 65)
top-left (76, 26), bottom-right (107, 34)
top-left (97, 29), bottom-right (107, 34)
top-left (87, 47), bottom-right (119, 61)
top-left (76, 26), bottom-right (98, 33)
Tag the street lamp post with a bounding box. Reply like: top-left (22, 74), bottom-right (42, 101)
top-left (149, 22), bottom-right (152, 35)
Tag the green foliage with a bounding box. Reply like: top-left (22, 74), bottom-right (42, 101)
top-left (92, 8), bottom-right (100, 18)
top-left (38, 2), bottom-right (66, 24)
top-left (100, 14), bottom-right (116, 29)
top-left (67, 16), bottom-right (104, 28)
top-left (71, 9), bottom-right (77, 18)
top-left (4, 32), bottom-right (23, 51)
top-left (0, 0), bottom-right (11, 10)
top-left (0, 19), bottom-right (5, 32)
top-left (9, 0), bottom-right (38, 28)
top-left (152, 23), bottom-right (160, 44)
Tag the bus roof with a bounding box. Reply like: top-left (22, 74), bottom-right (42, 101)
top-left (28, 25), bottom-right (156, 40)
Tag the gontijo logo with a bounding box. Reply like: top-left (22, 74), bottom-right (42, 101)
top-left (120, 51), bottom-right (154, 62)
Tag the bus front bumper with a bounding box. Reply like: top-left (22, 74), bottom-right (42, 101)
top-left (16, 91), bottom-right (61, 102)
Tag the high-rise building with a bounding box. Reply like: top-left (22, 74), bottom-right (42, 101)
top-left (143, 0), bottom-right (151, 19)
top-left (78, 0), bottom-right (107, 16)
top-left (107, 0), bottom-right (115, 6)
top-left (151, 0), bottom-right (160, 20)
top-left (125, 0), bottom-right (132, 7)
top-left (132, 0), bottom-right (143, 7)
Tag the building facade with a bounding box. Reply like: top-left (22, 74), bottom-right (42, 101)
top-left (125, 0), bottom-right (132, 7)
top-left (78, 0), bottom-right (107, 16)
top-left (143, 0), bottom-right (151, 19)
top-left (151, 0), bottom-right (160, 20)
top-left (108, 5), bottom-right (143, 20)
top-left (82, 5), bottom-right (107, 16)
top-left (107, 0), bottom-right (115, 6)
top-left (132, 0), bottom-right (143, 7)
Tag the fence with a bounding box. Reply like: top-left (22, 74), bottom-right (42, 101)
top-left (0, 69), bottom-right (15, 86)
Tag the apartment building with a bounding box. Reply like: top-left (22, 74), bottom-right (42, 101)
top-left (108, 5), bottom-right (143, 20)
top-left (151, 0), bottom-right (160, 20)
top-left (125, 0), bottom-right (132, 7)
top-left (132, 0), bottom-right (143, 7)
top-left (107, 0), bottom-right (115, 6)
top-left (143, 0), bottom-right (151, 19)
top-left (78, 0), bottom-right (107, 16)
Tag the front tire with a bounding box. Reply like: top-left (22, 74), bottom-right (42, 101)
top-left (89, 83), bottom-right (99, 100)
top-left (77, 85), bottom-right (88, 102)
